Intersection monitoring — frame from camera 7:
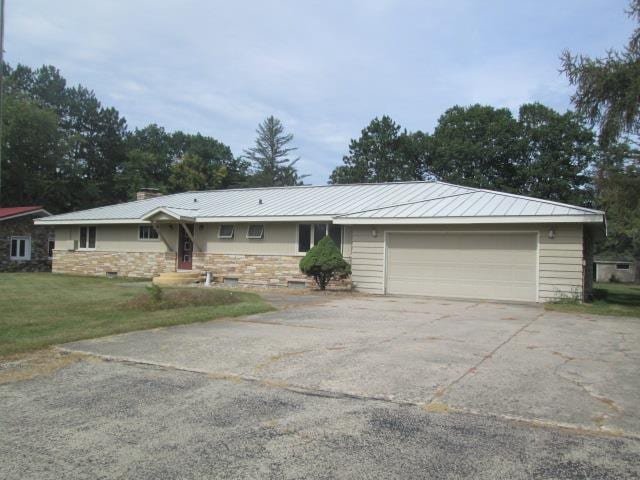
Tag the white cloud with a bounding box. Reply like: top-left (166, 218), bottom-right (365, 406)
top-left (5, 0), bottom-right (634, 183)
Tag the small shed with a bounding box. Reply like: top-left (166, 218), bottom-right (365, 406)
top-left (594, 260), bottom-right (638, 283)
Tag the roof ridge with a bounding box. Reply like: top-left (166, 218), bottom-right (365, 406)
top-left (183, 180), bottom-right (439, 195)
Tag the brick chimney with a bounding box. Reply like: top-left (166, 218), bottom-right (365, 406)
top-left (136, 188), bottom-right (162, 201)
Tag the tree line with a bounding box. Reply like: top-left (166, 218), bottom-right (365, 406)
top-left (0, 64), bottom-right (303, 212)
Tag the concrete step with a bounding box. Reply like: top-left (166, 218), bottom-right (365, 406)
top-left (153, 271), bottom-right (204, 286)
top-left (156, 272), bottom-right (202, 279)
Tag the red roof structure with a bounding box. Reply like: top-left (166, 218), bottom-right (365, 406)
top-left (0, 206), bottom-right (49, 221)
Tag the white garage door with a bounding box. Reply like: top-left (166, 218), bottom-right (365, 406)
top-left (386, 232), bottom-right (538, 302)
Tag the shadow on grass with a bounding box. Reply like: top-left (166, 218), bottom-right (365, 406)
top-left (593, 284), bottom-right (640, 307)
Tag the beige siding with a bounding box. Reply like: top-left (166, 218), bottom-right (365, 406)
top-left (538, 223), bottom-right (583, 301)
top-left (351, 227), bottom-right (385, 293)
top-left (350, 223), bottom-right (585, 302)
top-left (202, 223), bottom-right (298, 256)
top-left (54, 224), bottom-right (177, 252)
top-left (55, 222), bottom-right (352, 258)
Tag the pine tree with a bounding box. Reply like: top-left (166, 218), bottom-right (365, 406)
top-left (244, 116), bottom-right (306, 186)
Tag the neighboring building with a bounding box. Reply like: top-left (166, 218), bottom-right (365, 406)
top-left (594, 260), bottom-right (638, 283)
top-left (1, 206), bottom-right (54, 272)
top-left (35, 182), bottom-right (605, 303)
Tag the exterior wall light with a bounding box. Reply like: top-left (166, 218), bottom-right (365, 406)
top-left (372, 227), bottom-right (378, 238)
top-left (548, 228), bottom-right (555, 239)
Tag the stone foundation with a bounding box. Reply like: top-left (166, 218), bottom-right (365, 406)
top-left (193, 253), bottom-right (352, 290)
top-left (51, 250), bottom-right (352, 289)
top-left (52, 250), bottom-right (176, 278)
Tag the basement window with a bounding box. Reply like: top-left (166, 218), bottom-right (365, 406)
top-left (218, 224), bottom-right (235, 239)
top-left (246, 224), bottom-right (264, 239)
top-left (616, 263), bottom-right (630, 270)
top-left (139, 225), bottom-right (159, 240)
top-left (10, 236), bottom-right (31, 260)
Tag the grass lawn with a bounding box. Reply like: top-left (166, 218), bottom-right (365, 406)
top-left (545, 281), bottom-right (640, 318)
top-left (0, 273), bottom-right (274, 357)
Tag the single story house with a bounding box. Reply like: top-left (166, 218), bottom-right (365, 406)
top-left (35, 182), bottom-right (605, 303)
top-left (1, 206), bottom-right (54, 272)
top-left (594, 259), bottom-right (638, 283)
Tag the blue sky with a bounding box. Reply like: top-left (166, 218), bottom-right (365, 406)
top-left (5, 0), bottom-right (635, 183)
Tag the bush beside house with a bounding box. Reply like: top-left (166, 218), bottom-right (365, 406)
top-left (299, 236), bottom-right (351, 290)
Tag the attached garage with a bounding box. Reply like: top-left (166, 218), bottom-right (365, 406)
top-left (385, 232), bottom-right (538, 302)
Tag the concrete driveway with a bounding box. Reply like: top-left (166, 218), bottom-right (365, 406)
top-left (2, 293), bottom-right (640, 478)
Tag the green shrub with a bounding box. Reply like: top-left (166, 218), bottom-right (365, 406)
top-left (146, 283), bottom-right (164, 303)
top-left (609, 274), bottom-right (620, 283)
top-left (299, 236), bottom-right (351, 290)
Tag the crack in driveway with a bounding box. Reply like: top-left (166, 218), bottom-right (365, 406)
top-left (429, 311), bottom-right (546, 403)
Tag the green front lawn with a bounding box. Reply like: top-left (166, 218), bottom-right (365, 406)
top-left (0, 273), bottom-right (274, 356)
top-left (545, 281), bottom-right (640, 318)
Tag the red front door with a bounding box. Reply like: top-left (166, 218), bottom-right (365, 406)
top-left (178, 224), bottom-right (194, 270)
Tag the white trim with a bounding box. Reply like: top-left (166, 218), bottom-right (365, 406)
top-left (295, 222), bottom-right (332, 254)
top-left (35, 215), bottom-right (336, 226)
top-left (246, 224), bottom-right (264, 239)
top-left (201, 216), bottom-right (336, 223)
top-left (535, 231), bottom-right (540, 302)
top-left (141, 206), bottom-right (196, 223)
top-left (334, 215), bottom-right (604, 225)
top-left (35, 213), bottom-right (604, 227)
top-left (78, 226), bottom-right (97, 250)
top-left (218, 224), bottom-right (235, 239)
top-left (48, 237), bottom-right (55, 260)
top-left (382, 229), bottom-right (540, 302)
top-left (9, 235), bottom-right (31, 261)
top-left (1, 209), bottom-right (51, 223)
top-left (138, 225), bottom-right (160, 241)
top-left (35, 218), bottom-right (144, 225)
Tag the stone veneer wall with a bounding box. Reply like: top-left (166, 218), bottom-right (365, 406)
top-left (193, 253), bottom-right (352, 289)
top-left (193, 253), bottom-right (312, 287)
top-left (52, 250), bottom-right (176, 278)
top-left (0, 216), bottom-right (54, 272)
top-left (52, 250), bottom-right (352, 289)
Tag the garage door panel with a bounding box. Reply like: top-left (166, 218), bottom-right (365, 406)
top-left (387, 261), bottom-right (536, 283)
top-left (386, 232), bottom-right (537, 302)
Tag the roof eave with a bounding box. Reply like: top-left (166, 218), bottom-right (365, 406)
top-left (333, 214), bottom-right (605, 225)
top-left (35, 215), bottom-right (337, 225)
top-left (1, 208), bottom-right (51, 222)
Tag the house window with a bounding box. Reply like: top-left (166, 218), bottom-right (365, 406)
top-left (329, 224), bottom-right (342, 250)
top-left (313, 224), bottom-right (327, 246)
top-left (48, 238), bottom-right (55, 260)
top-left (139, 225), bottom-right (159, 240)
top-left (218, 224), bottom-right (235, 239)
top-left (247, 224), bottom-right (264, 239)
top-left (10, 236), bottom-right (31, 260)
top-left (298, 224), bottom-right (342, 253)
top-left (616, 263), bottom-right (630, 270)
top-left (79, 226), bottom-right (96, 249)
top-left (298, 224), bottom-right (311, 252)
